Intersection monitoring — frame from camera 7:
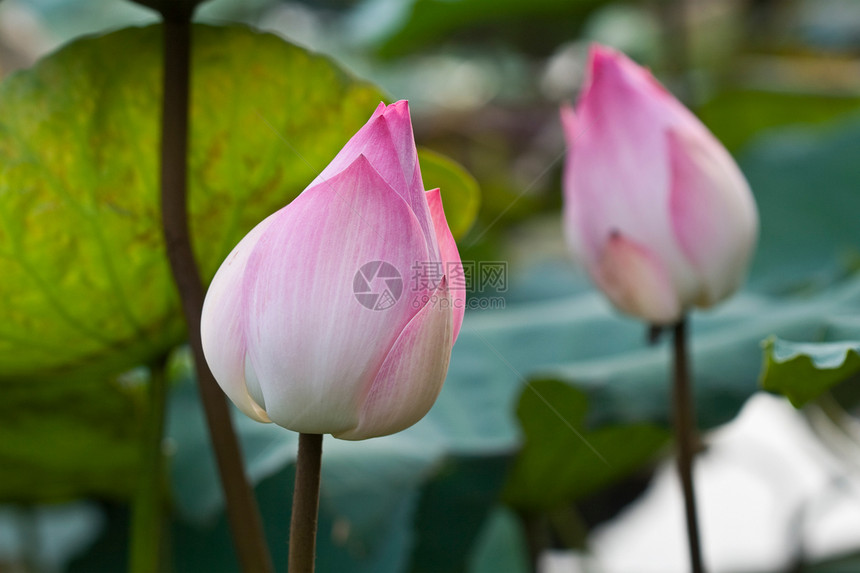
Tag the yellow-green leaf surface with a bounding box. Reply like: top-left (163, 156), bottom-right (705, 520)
top-left (0, 24), bottom-right (384, 500)
top-left (418, 147), bottom-right (481, 239)
top-left (0, 24), bottom-right (383, 379)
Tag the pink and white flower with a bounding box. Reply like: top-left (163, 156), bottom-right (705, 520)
top-left (562, 45), bottom-right (758, 324)
top-left (201, 101), bottom-right (464, 440)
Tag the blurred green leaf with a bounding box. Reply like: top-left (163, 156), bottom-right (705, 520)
top-left (0, 375), bottom-right (141, 501)
top-left (408, 455), bottom-right (512, 572)
top-left (799, 551), bottom-right (860, 573)
top-left (0, 502), bottom-right (105, 572)
top-left (503, 380), bottom-right (669, 509)
top-left (740, 115), bottom-right (860, 294)
top-left (377, 0), bottom-right (610, 57)
top-left (491, 276), bottom-right (860, 436)
top-left (699, 90), bottom-right (860, 153)
top-left (466, 507), bottom-right (529, 573)
top-left (160, 347), bottom-right (518, 572)
top-left (418, 148), bottom-right (481, 239)
top-left (0, 23), bottom-right (384, 501)
top-left (760, 337), bottom-right (860, 408)
top-left (0, 23), bottom-right (383, 379)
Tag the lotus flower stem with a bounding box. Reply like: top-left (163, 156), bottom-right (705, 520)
top-left (671, 317), bottom-right (704, 573)
top-left (289, 433), bottom-right (324, 573)
top-left (158, 10), bottom-right (273, 573)
top-left (129, 358), bottom-right (168, 573)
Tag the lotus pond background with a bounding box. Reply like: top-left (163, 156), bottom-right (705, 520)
top-left (1, 0), bottom-right (860, 571)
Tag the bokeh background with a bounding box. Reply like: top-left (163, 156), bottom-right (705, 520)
top-left (1, 0), bottom-right (860, 571)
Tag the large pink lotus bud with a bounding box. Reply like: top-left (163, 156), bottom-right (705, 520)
top-left (201, 101), bottom-right (464, 440)
top-left (562, 45), bottom-right (758, 324)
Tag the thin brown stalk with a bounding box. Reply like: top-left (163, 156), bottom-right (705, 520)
top-left (158, 11), bottom-right (273, 573)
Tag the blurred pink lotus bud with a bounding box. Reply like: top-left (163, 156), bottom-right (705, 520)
top-left (562, 45), bottom-right (758, 324)
top-left (201, 101), bottom-right (464, 440)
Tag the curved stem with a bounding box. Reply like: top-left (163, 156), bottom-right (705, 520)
top-left (517, 510), bottom-right (549, 573)
top-left (289, 433), bottom-right (323, 573)
top-left (158, 12), bottom-right (273, 573)
top-left (129, 357), bottom-right (169, 573)
top-left (672, 317), bottom-right (705, 573)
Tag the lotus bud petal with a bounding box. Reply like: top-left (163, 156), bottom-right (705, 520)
top-left (562, 45), bottom-right (758, 324)
top-left (201, 101), bottom-right (463, 439)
